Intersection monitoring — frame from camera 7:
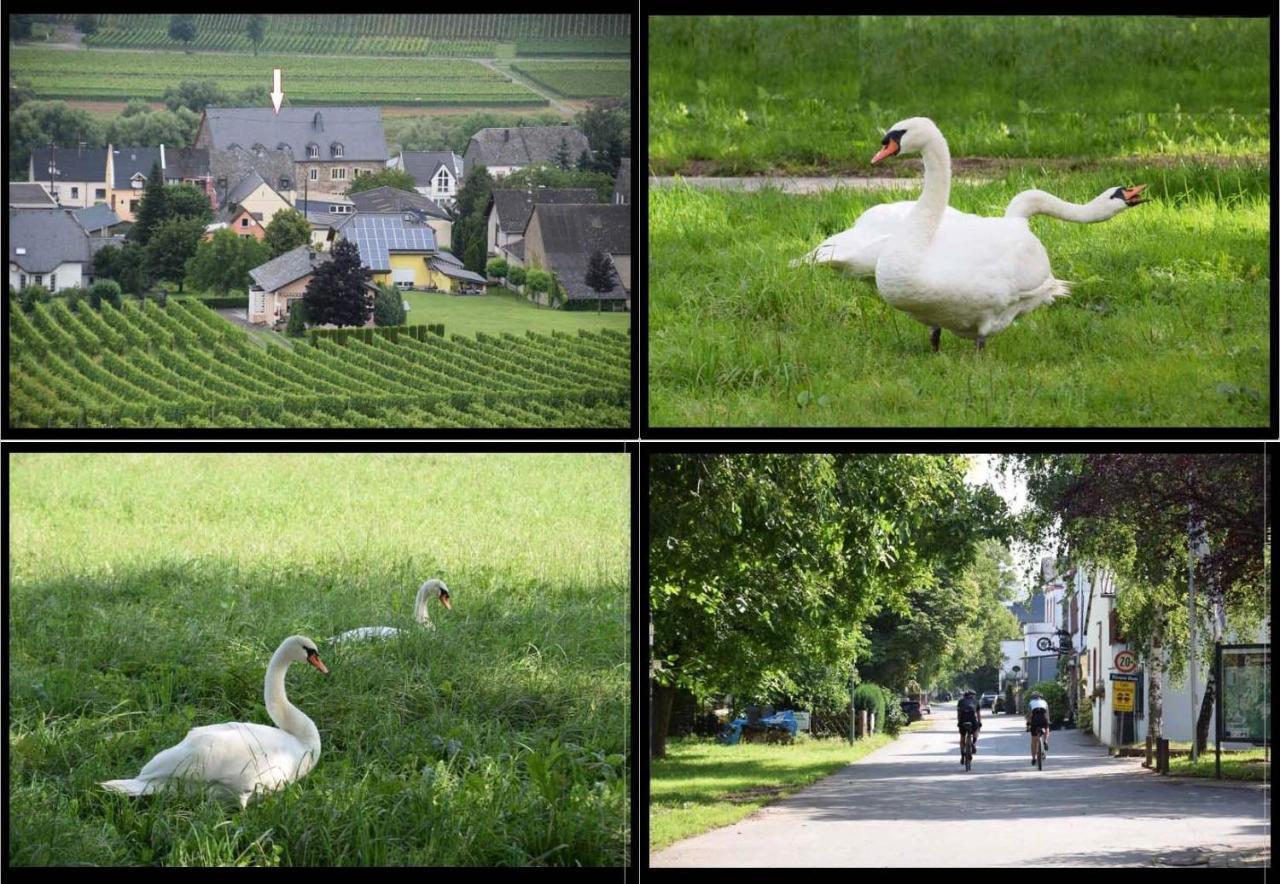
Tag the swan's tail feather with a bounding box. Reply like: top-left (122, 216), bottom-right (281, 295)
top-left (789, 244), bottom-right (829, 268)
top-left (100, 778), bottom-right (153, 796)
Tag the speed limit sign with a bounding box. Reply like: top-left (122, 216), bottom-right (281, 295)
top-left (1114, 650), bottom-right (1138, 673)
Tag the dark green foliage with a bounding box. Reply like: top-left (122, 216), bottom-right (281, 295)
top-left (111, 243), bottom-right (151, 296)
top-left (10, 14), bottom-right (34, 40)
top-left (162, 184), bottom-right (214, 226)
top-left (500, 164), bottom-right (615, 203)
top-left (584, 250), bottom-right (615, 293)
top-left (263, 209), bottom-right (312, 258)
top-left (168, 15), bottom-right (197, 50)
top-left (852, 683), bottom-right (886, 727)
top-left (75, 14), bottom-right (98, 36)
top-left (303, 239), bottom-right (372, 327)
top-left (246, 14), bottom-right (267, 56)
top-left (19, 285), bottom-right (52, 313)
top-left (128, 161), bottom-right (167, 246)
top-left (286, 299), bottom-right (308, 337)
top-left (575, 148), bottom-right (593, 173)
top-left (373, 285), bottom-right (406, 326)
top-left (554, 135), bottom-right (571, 170)
top-left (196, 295), bottom-right (249, 309)
top-left (345, 168), bottom-right (418, 195)
top-left (450, 164), bottom-right (495, 273)
top-left (485, 258), bottom-right (508, 280)
top-left (146, 217), bottom-right (205, 293)
top-left (879, 685), bottom-right (907, 735)
top-left (573, 104), bottom-right (629, 175)
top-left (185, 229), bottom-right (269, 296)
top-left (506, 265), bottom-right (526, 287)
top-left (7, 100), bottom-right (104, 180)
top-left (90, 280), bottom-right (122, 310)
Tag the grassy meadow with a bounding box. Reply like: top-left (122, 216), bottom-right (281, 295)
top-left (649, 164), bottom-right (1270, 427)
top-left (648, 16), bottom-right (1270, 174)
top-left (402, 289), bottom-right (633, 337)
top-left (8, 453), bottom-right (630, 866)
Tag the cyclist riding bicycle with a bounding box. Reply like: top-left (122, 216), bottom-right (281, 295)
top-left (1027, 691), bottom-right (1050, 764)
top-left (956, 689), bottom-right (982, 761)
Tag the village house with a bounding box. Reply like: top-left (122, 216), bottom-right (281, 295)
top-left (8, 207), bottom-right (116, 292)
top-left (522, 203), bottom-right (630, 310)
top-left (246, 244), bottom-right (379, 327)
top-left (295, 195), bottom-right (356, 251)
top-left (387, 151), bottom-right (465, 207)
top-left (463, 126), bottom-right (591, 179)
top-left (203, 172), bottom-right (292, 242)
top-left (105, 144), bottom-right (214, 223)
top-left (71, 204), bottom-right (125, 237)
top-left (347, 186), bottom-right (453, 251)
top-left (485, 187), bottom-right (599, 268)
top-left (340, 213), bottom-right (467, 293)
top-left (196, 107), bottom-right (388, 200)
top-left (9, 182), bottom-right (59, 209)
top-left (28, 145), bottom-right (109, 209)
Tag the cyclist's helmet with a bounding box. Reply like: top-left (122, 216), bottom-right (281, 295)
top-left (1031, 691), bottom-right (1043, 699)
top-left (963, 690), bottom-right (976, 698)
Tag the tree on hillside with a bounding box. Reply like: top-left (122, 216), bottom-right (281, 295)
top-left (114, 243), bottom-right (152, 296)
top-left (451, 165), bottom-right (495, 274)
top-left (237, 84), bottom-right (270, 107)
top-left (163, 184), bottom-right (214, 226)
top-left (264, 209), bottom-right (312, 258)
top-left (128, 161), bottom-right (168, 246)
top-left (11, 15), bottom-right (34, 41)
top-left (584, 250), bottom-right (616, 295)
top-left (575, 148), bottom-right (593, 173)
top-left (146, 217), bottom-right (206, 293)
top-left (554, 135), bottom-right (572, 171)
top-left (121, 98), bottom-right (150, 117)
top-left (303, 239), bottom-right (372, 327)
top-left (75, 14), bottom-right (98, 37)
top-left (186, 229), bottom-right (270, 295)
top-left (163, 80), bottom-right (228, 114)
top-left (246, 15), bottom-right (268, 56)
top-left (373, 284), bottom-right (406, 326)
top-left (286, 298), bottom-right (308, 337)
top-left (8, 101), bottom-right (103, 179)
top-left (345, 168), bottom-right (417, 195)
top-left (106, 107), bottom-right (199, 149)
top-left (168, 15), bottom-right (197, 52)
top-left (574, 104), bottom-right (630, 176)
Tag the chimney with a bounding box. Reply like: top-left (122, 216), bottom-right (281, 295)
top-left (160, 143), bottom-right (166, 171)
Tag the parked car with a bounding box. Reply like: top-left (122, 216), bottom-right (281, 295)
top-left (900, 699), bottom-right (922, 722)
top-left (980, 692), bottom-right (997, 709)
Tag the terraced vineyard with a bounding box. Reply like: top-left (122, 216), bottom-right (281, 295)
top-left (511, 60), bottom-right (631, 97)
top-left (52, 14), bottom-right (631, 56)
top-left (8, 299), bottom-right (630, 429)
top-left (11, 47), bottom-right (544, 105)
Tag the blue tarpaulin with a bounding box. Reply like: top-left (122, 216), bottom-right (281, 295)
top-left (720, 710), bottom-right (798, 745)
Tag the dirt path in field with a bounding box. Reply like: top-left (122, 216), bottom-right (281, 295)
top-left (655, 153), bottom-right (1269, 180)
top-left (475, 58), bottom-right (574, 115)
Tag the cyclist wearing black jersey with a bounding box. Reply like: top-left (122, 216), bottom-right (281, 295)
top-left (956, 689), bottom-right (981, 761)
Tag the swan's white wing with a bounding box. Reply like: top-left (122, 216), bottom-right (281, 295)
top-left (133, 722), bottom-right (316, 800)
top-left (800, 202), bottom-right (970, 276)
top-left (332, 626), bottom-right (401, 643)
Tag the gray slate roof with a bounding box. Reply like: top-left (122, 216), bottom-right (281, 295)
top-left (295, 198), bottom-right (357, 229)
top-left (201, 107), bottom-right (388, 162)
top-left (111, 147), bottom-right (162, 189)
top-left (347, 186), bottom-right (448, 220)
top-left (248, 245), bottom-right (331, 293)
top-left (8, 208), bottom-right (91, 273)
top-left (225, 171), bottom-right (272, 207)
top-left (163, 146), bottom-right (212, 179)
top-left (8, 183), bottom-right (57, 208)
top-left (29, 146), bottom-right (107, 183)
top-left (614, 158), bottom-right (631, 203)
top-left (430, 260), bottom-right (486, 283)
top-left (529, 203), bottom-right (630, 301)
top-left (72, 204), bottom-right (122, 233)
top-left (464, 126), bottom-right (590, 169)
top-left (397, 151), bottom-right (463, 186)
top-left (489, 187), bottom-right (599, 235)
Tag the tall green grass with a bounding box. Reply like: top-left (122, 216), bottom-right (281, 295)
top-left (648, 16), bottom-right (1270, 174)
top-left (8, 454), bottom-right (630, 866)
top-left (649, 163), bottom-right (1270, 427)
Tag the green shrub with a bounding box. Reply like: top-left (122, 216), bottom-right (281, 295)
top-left (286, 300), bottom-right (308, 337)
top-left (19, 285), bottom-right (51, 313)
top-left (90, 280), bottom-right (123, 310)
top-left (485, 257), bottom-right (509, 279)
top-left (878, 685), bottom-right (907, 736)
top-left (853, 682), bottom-right (885, 733)
top-left (198, 296), bottom-right (250, 309)
top-left (373, 285), bottom-right (406, 326)
top-left (506, 265), bottom-right (526, 287)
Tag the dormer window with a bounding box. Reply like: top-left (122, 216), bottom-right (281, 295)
top-left (307, 143), bottom-right (319, 159)
top-left (251, 143), bottom-right (266, 156)
top-left (435, 169), bottom-right (451, 192)
top-left (277, 142), bottom-right (291, 152)
top-left (330, 143), bottom-right (344, 159)
top-left (279, 177), bottom-right (291, 190)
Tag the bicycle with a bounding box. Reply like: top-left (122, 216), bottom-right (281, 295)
top-left (1033, 726), bottom-right (1048, 770)
top-left (960, 722), bottom-right (976, 771)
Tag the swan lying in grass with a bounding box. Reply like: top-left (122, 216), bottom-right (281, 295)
top-left (795, 183), bottom-right (1147, 278)
top-left (331, 578), bottom-right (453, 643)
top-left (863, 116), bottom-right (1146, 350)
top-left (100, 635), bottom-right (330, 809)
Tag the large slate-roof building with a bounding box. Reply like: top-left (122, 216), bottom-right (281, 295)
top-left (523, 203), bottom-right (630, 310)
top-left (196, 107), bottom-right (388, 198)
top-left (27, 146), bottom-right (109, 209)
top-left (8, 207), bottom-right (108, 292)
top-left (486, 187), bottom-right (599, 267)
top-left (463, 126), bottom-right (591, 178)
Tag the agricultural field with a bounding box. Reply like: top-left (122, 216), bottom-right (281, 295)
top-left (400, 289), bottom-right (632, 338)
top-left (9, 452), bottom-right (630, 865)
top-left (10, 47), bottom-right (545, 106)
top-left (50, 13), bottom-right (630, 55)
top-left (511, 61), bottom-right (631, 98)
top-left (8, 298), bottom-right (631, 429)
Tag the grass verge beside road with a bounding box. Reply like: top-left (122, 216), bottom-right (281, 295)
top-left (650, 734), bottom-right (892, 852)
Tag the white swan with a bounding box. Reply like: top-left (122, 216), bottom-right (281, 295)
top-left (331, 578), bottom-right (452, 643)
top-left (867, 116), bottom-right (1117, 351)
top-left (794, 184), bottom-right (1147, 277)
top-left (100, 635), bottom-right (330, 808)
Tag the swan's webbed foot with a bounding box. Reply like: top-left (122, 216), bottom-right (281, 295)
top-left (975, 336), bottom-right (986, 352)
top-left (929, 327), bottom-right (941, 352)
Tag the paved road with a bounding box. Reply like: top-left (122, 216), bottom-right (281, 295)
top-left (651, 704), bottom-right (1269, 867)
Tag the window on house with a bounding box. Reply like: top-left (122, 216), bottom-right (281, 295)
top-left (309, 168), bottom-right (319, 181)
top-left (331, 143), bottom-right (344, 158)
top-left (34, 275), bottom-right (43, 287)
top-left (331, 168), bottom-right (347, 181)
top-left (71, 187), bottom-right (79, 199)
top-left (130, 200), bottom-right (139, 212)
top-left (307, 144), bottom-right (319, 159)
top-left (95, 188), bottom-right (106, 200)
top-left (50, 273), bottom-right (57, 290)
top-left (20, 273), bottom-right (28, 287)
top-left (436, 170), bottom-right (450, 192)
top-left (241, 218), bottom-right (250, 227)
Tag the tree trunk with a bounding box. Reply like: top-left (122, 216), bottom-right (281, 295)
top-left (1194, 668), bottom-right (1215, 754)
top-left (1145, 617), bottom-right (1164, 767)
top-left (652, 681), bottom-right (675, 759)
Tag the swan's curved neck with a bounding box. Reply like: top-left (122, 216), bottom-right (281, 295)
top-left (905, 131), bottom-right (951, 242)
top-left (414, 579), bottom-right (440, 624)
top-left (264, 649), bottom-right (320, 752)
top-left (1007, 190), bottom-right (1112, 222)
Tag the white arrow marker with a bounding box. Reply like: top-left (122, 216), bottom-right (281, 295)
top-left (270, 68), bottom-right (284, 114)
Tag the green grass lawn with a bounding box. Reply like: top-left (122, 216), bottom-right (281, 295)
top-left (650, 735), bottom-right (892, 853)
top-left (648, 16), bottom-right (1270, 175)
top-left (403, 287), bottom-right (632, 337)
top-left (1113, 742), bottom-right (1270, 781)
top-left (8, 453), bottom-right (629, 866)
top-left (649, 163), bottom-right (1271, 428)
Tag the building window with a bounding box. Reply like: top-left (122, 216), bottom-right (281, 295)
top-left (130, 200), bottom-right (140, 212)
top-left (50, 273), bottom-right (57, 291)
top-left (71, 187), bottom-right (79, 199)
top-left (20, 273), bottom-right (28, 288)
top-left (95, 188), bottom-right (106, 200)
top-left (307, 143), bottom-right (319, 159)
top-left (241, 217), bottom-right (250, 228)
top-left (331, 168), bottom-right (348, 181)
top-left (34, 275), bottom-right (43, 287)
top-left (436, 169), bottom-right (450, 193)
top-left (309, 168), bottom-right (319, 181)
top-left (331, 143), bottom-right (344, 158)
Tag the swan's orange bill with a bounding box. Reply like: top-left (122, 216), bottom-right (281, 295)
top-left (440, 595), bottom-right (452, 610)
top-left (871, 142), bottom-right (898, 164)
top-left (307, 653), bottom-right (330, 675)
top-left (1122, 184), bottom-right (1149, 205)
